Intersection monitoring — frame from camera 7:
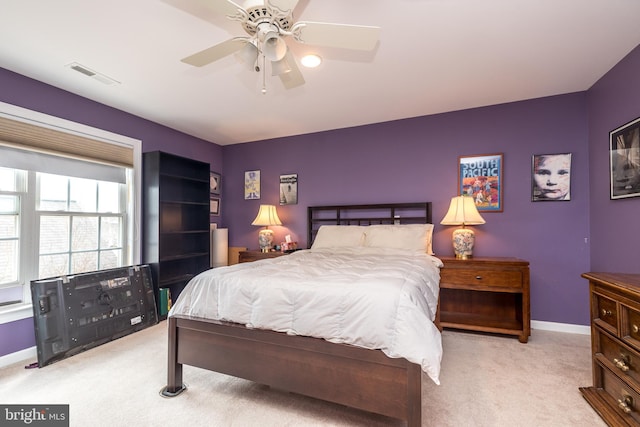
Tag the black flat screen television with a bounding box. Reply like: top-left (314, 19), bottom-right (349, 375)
top-left (31, 264), bottom-right (158, 367)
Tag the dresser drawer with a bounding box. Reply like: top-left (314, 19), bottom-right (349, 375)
top-left (597, 330), bottom-right (640, 388)
top-left (622, 304), bottom-right (640, 351)
top-left (440, 268), bottom-right (522, 290)
top-left (599, 362), bottom-right (640, 423)
top-left (594, 292), bottom-right (619, 334)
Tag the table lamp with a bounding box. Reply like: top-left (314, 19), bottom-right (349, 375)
top-left (440, 196), bottom-right (485, 259)
top-left (251, 204), bottom-right (282, 252)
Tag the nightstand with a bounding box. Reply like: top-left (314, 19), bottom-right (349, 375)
top-left (439, 256), bottom-right (530, 343)
top-left (238, 250), bottom-right (287, 263)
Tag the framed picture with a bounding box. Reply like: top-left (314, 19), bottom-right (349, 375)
top-left (210, 197), bottom-right (220, 215)
top-left (210, 171), bottom-right (221, 195)
top-left (610, 116), bottom-right (640, 199)
top-left (459, 153), bottom-right (503, 212)
top-left (244, 170), bottom-right (260, 200)
top-left (531, 153), bottom-right (572, 201)
top-left (279, 173), bottom-right (298, 205)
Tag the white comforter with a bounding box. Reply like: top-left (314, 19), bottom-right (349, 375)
top-left (169, 247), bottom-right (443, 384)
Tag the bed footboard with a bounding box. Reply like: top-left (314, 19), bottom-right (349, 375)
top-left (163, 315), bottom-right (422, 426)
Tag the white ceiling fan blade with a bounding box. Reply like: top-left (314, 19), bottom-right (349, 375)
top-left (181, 38), bottom-right (248, 67)
top-left (194, 0), bottom-right (245, 19)
top-left (278, 50), bottom-right (305, 89)
top-left (291, 21), bottom-right (380, 51)
top-left (162, 0), bottom-right (246, 21)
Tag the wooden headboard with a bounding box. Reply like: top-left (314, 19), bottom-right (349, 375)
top-left (307, 202), bottom-right (433, 248)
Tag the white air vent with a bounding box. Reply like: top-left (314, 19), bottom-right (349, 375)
top-left (66, 62), bottom-right (120, 85)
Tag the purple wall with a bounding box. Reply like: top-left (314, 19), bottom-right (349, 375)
top-left (0, 68), bottom-right (223, 358)
top-left (587, 45), bottom-right (640, 272)
top-left (2, 43), bottom-right (639, 358)
top-left (223, 93), bottom-right (592, 326)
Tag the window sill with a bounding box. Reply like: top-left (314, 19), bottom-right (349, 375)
top-left (0, 303), bottom-right (33, 324)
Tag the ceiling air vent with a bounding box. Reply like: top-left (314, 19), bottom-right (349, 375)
top-left (66, 62), bottom-right (120, 85)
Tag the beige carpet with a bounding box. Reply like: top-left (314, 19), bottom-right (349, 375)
top-left (0, 323), bottom-right (605, 426)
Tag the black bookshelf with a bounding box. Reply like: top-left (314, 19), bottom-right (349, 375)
top-left (142, 151), bottom-right (210, 318)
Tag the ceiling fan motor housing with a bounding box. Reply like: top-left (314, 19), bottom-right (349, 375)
top-left (241, 0), bottom-right (293, 35)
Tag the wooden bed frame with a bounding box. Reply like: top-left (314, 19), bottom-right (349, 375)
top-left (162, 202), bottom-right (435, 427)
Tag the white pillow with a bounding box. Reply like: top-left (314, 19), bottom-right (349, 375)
top-left (363, 224), bottom-right (434, 254)
top-left (311, 225), bottom-right (366, 249)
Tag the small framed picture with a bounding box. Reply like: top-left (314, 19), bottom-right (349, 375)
top-left (610, 116), bottom-right (640, 199)
top-left (279, 173), bottom-right (298, 205)
top-left (210, 171), bottom-right (221, 195)
top-left (244, 170), bottom-right (260, 200)
top-left (532, 153), bottom-right (572, 201)
top-left (210, 197), bottom-right (220, 215)
top-left (458, 153), bottom-right (503, 212)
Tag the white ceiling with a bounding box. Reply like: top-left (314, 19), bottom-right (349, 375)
top-left (1, 0), bottom-right (640, 146)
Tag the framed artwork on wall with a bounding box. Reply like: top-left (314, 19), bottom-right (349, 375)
top-left (531, 153), bottom-right (571, 201)
top-left (244, 170), bottom-right (260, 200)
top-left (458, 153), bottom-right (503, 212)
top-left (610, 116), bottom-right (640, 199)
top-left (210, 171), bottom-right (221, 195)
top-left (210, 197), bottom-right (220, 215)
top-left (279, 173), bottom-right (298, 205)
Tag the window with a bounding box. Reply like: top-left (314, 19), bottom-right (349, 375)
top-left (0, 167), bottom-right (132, 307)
top-left (0, 100), bottom-right (142, 321)
top-left (37, 173), bottom-right (127, 279)
top-left (0, 168), bottom-right (25, 306)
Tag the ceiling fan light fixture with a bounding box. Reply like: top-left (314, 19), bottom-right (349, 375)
top-left (300, 54), bottom-right (322, 68)
top-left (257, 23), bottom-right (287, 62)
top-left (262, 33), bottom-right (287, 61)
top-left (237, 41), bottom-right (259, 69)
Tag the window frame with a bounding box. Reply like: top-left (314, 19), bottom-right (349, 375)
top-left (0, 101), bottom-right (142, 324)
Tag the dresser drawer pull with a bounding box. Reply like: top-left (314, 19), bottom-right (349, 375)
top-left (633, 324), bottom-right (639, 334)
top-left (601, 309), bottom-right (612, 317)
top-left (614, 356), bottom-right (631, 372)
top-left (475, 275), bottom-right (482, 280)
top-left (618, 395), bottom-right (633, 414)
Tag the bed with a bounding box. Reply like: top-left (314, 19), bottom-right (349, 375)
top-left (161, 202), bottom-right (442, 426)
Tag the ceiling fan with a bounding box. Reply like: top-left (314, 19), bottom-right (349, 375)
top-left (179, 0), bottom-right (381, 92)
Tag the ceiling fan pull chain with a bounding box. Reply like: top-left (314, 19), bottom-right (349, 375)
top-left (261, 55), bottom-right (267, 95)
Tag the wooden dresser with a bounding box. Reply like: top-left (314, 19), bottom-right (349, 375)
top-left (439, 257), bottom-right (530, 343)
top-left (580, 272), bottom-right (640, 425)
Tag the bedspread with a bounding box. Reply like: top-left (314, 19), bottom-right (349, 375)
top-left (169, 247), bottom-right (443, 384)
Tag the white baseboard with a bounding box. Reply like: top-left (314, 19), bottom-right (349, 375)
top-left (0, 346), bottom-right (36, 369)
top-left (531, 320), bottom-right (590, 335)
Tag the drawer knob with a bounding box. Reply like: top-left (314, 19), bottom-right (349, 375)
top-left (633, 324), bottom-right (639, 334)
top-left (618, 395), bottom-right (633, 414)
top-left (614, 356), bottom-right (631, 372)
top-left (601, 308), bottom-right (612, 317)
top-left (475, 275), bottom-right (482, 280)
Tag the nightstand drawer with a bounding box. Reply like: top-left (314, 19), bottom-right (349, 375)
top-left (238, 251), bottom-right (287, 263)
top-left (440, 269), bottom-right (522, 290)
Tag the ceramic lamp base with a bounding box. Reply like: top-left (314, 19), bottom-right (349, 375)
top-left (452, 227), bottom-right (475, 259)
top-left (258, 229), bottom-right (274, 252)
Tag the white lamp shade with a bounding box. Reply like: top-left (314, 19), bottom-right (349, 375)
top-left (251, 204), bottom-right (282, 226)
top-left (440, 196), bottom-right (486, 226)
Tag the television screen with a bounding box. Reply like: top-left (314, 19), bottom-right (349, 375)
top-left (31, 265), bottom-right (157, 367)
